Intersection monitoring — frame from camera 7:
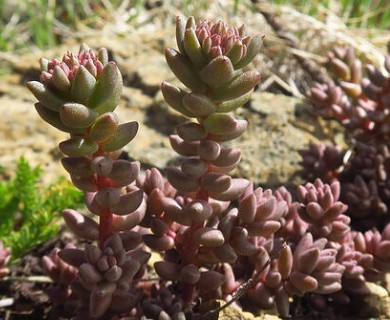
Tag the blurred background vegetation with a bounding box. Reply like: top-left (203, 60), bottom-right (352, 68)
top-left (0, 0), bottom-right (389, 54)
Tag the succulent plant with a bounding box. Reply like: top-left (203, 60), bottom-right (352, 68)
top-left (301, 40), bottom-right (390, 316)
top-left (26, 13), bottom-right (390, 320)
top-left (27, 44), bottom-right (149, 319)
top-left (27, 44), bottom-right (143, 247)
top-left (304, 43), bottom-right (390, 226)
top-left (299, 143), bottom-right (345, 183)
top-left (142, 15), bottom-right (265, 312)
top-left (59, 233), bottom-right (148, 318)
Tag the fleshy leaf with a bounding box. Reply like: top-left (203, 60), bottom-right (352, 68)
top-left (165, 167), bottom-right (200, 192)
top-left (61, 156), bottom-right (93, 177)
top-left (27, 81), bottom-right (67, 111)
top-left (59, 137), bottom-right (99, 157)
top-left (88, 112), bottom-right (119, 142)
top-left (209, 178), bottom-right (250, 201)
top-left (35, 103), bottom-right (84, 134)
top-left (165, 48), bottom-right (206, 93)
top-left (211, 71), bottom-right (260, 101)
top-left (71, 65), bottom-right (97, 102)
top-left (177, 122), bottom-right (207, 141)
top-left (193, 227), bottom-right (225, 247)
top-left (59, 102), bottom-right (98, 128)
top-left (52, 66), bottom-right (71, 92)
top-left (169, 135), bottom-right (200, 156)
top-left (216, 90), bottom-right (252, 113)
top-left (184, 28), bottom-right (206, 67)
top-left (175, 15), bottom-right (187, 55)
top-left (101, 121), bottom-right (138, 152)
top-left (182, 93), bottom-right (216, 117)
top-left (200, 56), bottom-right (235, 87)
top-left (234, 34), bottom-right (263, 69)
top-left (203, 113), bottom-right (244, 135)
top-left (112, 190), bottom-right (144, 216)
top-left (161, 82), bottom-right (195, 117)
top-left (63, 209), bottom-right (99, 240)
top-left (89, 62), bottom-right (123, 114)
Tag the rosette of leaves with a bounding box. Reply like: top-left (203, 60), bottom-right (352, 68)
top-left (229, 178), bottom-right (382, 318)
top-left (306, 46), bottom-right (370, 135)
top-left (27, 44), bottom-right (144, 246)
top-left (162, 16), bottom-right (262, 201)
top-left (355, 224), bottom-right (390, 279)
top-left (305, 43), bottom-right (390, 150)
top-left (298, 143), bottom-right (345, 183)
top-left (236, 182), bottom-right (347, 317)
top-left (245, 233), bottom-right (345, 318)
top-left (27, 44), bottom-right (136, 156)
top-left (59, 233), bottom-right (149, 318)
top-left (297, 179), bottom-right (350, 241)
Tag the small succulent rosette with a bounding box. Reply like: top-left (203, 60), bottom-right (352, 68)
top-left (27, 44), bottom-right (138, 158)
top-left (59, 233), bottom-right (150, 318)
top-left (297, 179), bottom-right (350, 241)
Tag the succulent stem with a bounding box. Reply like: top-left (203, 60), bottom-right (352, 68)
top-left (181, 282), bottom-right (197, 308)
top-left (98, 206), bottom-right (113, 248)
top-left (195, 187), bottom-right (209, 201)
top-left (96, 175), bottom-right (115, 247)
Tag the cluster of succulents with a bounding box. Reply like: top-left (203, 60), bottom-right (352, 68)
top-left (28, 15), bottom-right (390, 320)
top-left (298, 33), bottom-right (390, 317)
top-left (304, 42), bottom-right (390, 232)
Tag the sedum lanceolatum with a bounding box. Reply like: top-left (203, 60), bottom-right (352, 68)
top-left (26, 14), bottom-right (390, 320)
top-left (27, 44), bottom-right (148, 319)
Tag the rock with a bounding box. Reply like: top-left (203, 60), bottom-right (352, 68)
top-left (363, 282), bottom-right (390, 318)
top-left (0, 87), bottom-right (68, 184)
top-left (198, 300), bottom-right (281, 320)
top-left (235, 92), bottom-right (329, 187)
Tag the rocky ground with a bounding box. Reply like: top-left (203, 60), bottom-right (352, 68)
top-left (0, 2), bottom-right (390, 319)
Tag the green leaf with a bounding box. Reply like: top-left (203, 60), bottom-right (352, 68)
top-left (165, 48), bottom-right (206, 93)
top-left (101, 121), bottom-right (139, 152)
top-left (59, 137), bottom-right (99, 157)
top-left (88, 62), bottom-right (123, 114)
top-left (200, 56), bottom-right (235, 87)
top-left (71, 65), bottom-right (97, 101)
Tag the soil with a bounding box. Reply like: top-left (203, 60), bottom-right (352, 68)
top-left (0, 231), bottom-right (72, 319)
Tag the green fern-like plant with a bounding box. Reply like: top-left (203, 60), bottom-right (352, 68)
top-left (0, 157), bottom-right (83, 262)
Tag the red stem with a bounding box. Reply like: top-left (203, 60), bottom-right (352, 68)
top-left (99, 206), bottom-right (113, 248)
top-left (96, 175), bottom-right (114, 248)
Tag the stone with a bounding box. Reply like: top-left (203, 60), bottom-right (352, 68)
top-left (234, 91), bottom-right (330, 187)
top-left (363, 282), bottom-right (390, 318)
